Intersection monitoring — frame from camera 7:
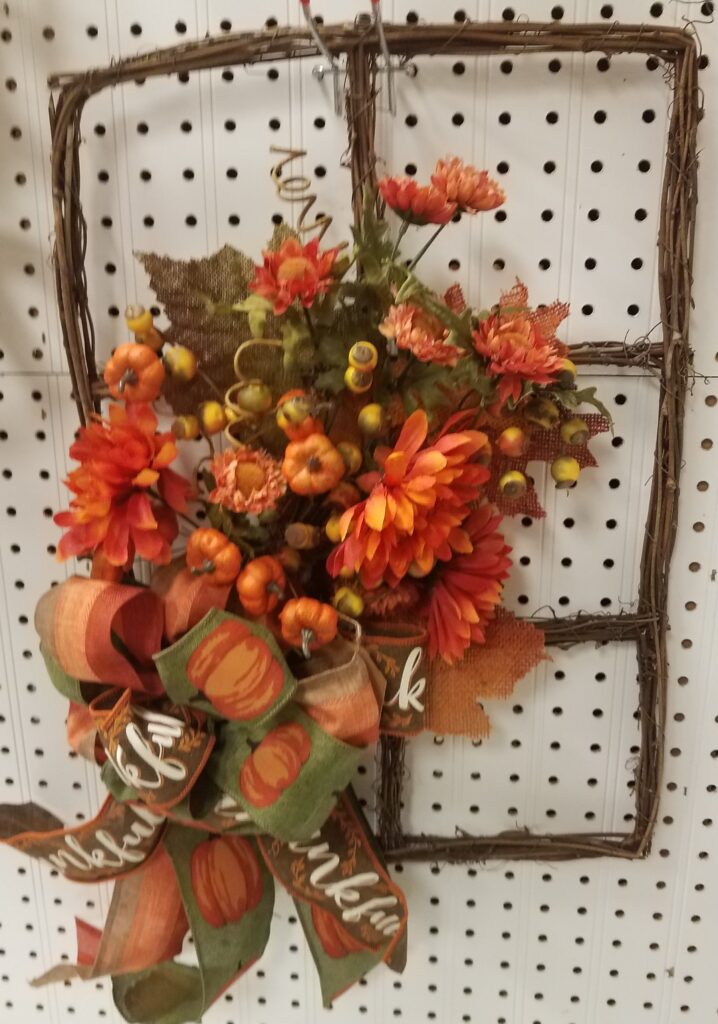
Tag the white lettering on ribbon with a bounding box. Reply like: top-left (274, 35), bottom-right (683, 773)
top-left (47, 805), bottom-right (165, 874)
top-left (289, 834), bottom-right (402, 936)
top-left (385, 645), bottom-right (426, 714)
top-left (112, 707), bottom-right (188, 791)
top-left (213, 794), bottom-right (252, 825)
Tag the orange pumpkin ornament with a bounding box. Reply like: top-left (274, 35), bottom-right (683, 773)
top-left (281, 433), bottom-right (345, 496)
top-left (311, 904), bottom-right (366, 959)
top-left (236, 556), bottom-right (286, 617)
top-left (186, 528), bottom-right (242, 585)
top-left (103, 342), bottom-right (165, 403)
top-left (191, 835), bottom-right (263, 928)
top-left (239, 721), bottom-right (311, 808)
top-left (187, 618), bottom-right (284, 720)
top-left (279, 597), bottom-right (338, 658)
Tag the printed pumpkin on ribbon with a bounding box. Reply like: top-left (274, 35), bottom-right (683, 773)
top-left (190, 834), bottom-right (263, 928)
top-left (311, 904), bottom-right (367, 959)
top-left (239, 722), bottom-right (311, 808)
top-left (187, 619), bottom-right (284, 720)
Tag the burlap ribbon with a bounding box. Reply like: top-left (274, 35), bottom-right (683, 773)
top-left (0, 568), bottom-right (407, 1022)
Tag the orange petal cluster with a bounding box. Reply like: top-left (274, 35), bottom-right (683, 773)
top-left (327, 410), bottom-right (490, 589)
top-left (431, 157), bottom-right (505, 214)
top-left (210, 447), bottom-right (287, 515)
top-left (380, 303), bottom-right (464, 367)
top-left (249, 236), bottom-right (340, 315)
top-left (472, 280), bottom-right (567, 405)
top-left (427, 504), bottom-right (512, 664)
top-left (55, 403), bottom-right (192, 567)
top-left (378, 177), bottom-right (457, 226)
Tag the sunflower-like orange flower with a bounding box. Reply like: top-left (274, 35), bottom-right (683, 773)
top-left (210, 446), bottom-right (286, 515)
top-left (249, 236), bottom-right (340, 315)
top-left (380, 303), bottom-right (464, 367)
top-left (327, 410), bottom-right (490, 589)
top-left (431, 157), bottom-right (505, 214)
top-left (472, 280), bottom-right (568, 405)
top-left (427, 504), bottom-right (512, 663)
top-left (55, 403), bottom-right (192, 567)
top-left (378, 176), bottom-right (457, 226)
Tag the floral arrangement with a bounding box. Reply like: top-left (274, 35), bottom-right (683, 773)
top-left (0, 154), bottom-right (609, 1024)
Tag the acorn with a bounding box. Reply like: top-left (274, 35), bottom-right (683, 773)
top-left (171, 414), bottom-right (201, 441)
top-left (199, 401), bottom-right (227, 435)
top-left (234, 380), bottom-right (273, 415)
top-left (557, 357), bottom-right (577, 387)
top-left (551, 455), bottom-right (580, 489)
top-left (333, 586), bottom-right (364, 617)
top-left (523, 396), bottom-right (560, 430)
top-left (499, 470), bottom-right (528, 497)
top-left (284, 523), bottom-right (321, 550)
top-left (348, 341), bottom-right (378, 372)
top-left (357, 403), bottom-right (385, 437)
top-left (325, 514), bottom-right (343, 544)
top-left (497, 426), bottom-right (528, 458)
top-left (560, 417), bottom-right (590, 446)
top-left (344, 366), bottom-right (373, 394)
top-left (163, 345), bottom-right (197, 381)
top-left (336, 441), bottom-right (362, 475)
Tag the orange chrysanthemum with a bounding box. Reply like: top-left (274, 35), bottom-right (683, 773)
top-left (55, 403), bottom-right (192, 567)
top-left (427, 504), bottom-right (512, 664)
top-left (431, 157), bottom-right (505, 214)
top-left (327, 410), bottom-right (490, 589)
top-left (378, 176), bottom-right (457, 226)
top-left (380, 303), bottom-right (464, 367)
top-left (472, 280), bottom-right (568, 405)
top-left (363, 580), bottom-right (421, 619)
top-left (210, 447), bottom-right (287, 515)
top-left (249, 236), bottom-right (340, 315)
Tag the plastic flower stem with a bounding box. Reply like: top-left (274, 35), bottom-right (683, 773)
top-left (147, 488), bottom-right (200, 530)
top-left (407, 222), bottom-right (448, 271)
top-left (390, 219), bottom-right (411, 260)
top-left (303, 307), bottom-right (316, 339)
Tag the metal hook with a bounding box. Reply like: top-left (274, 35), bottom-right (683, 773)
top-left (299, 0), bottom-right (343, 115)
top-left (370, 0), bottom-right (396, 115)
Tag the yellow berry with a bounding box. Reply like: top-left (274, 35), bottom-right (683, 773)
top-left (336, 441), bottom-right (362, 474)
top-left (236, 381), bottom-right (273, 415)
top-left (224, 405), bottom-right (241, 424)
top-left (497, 426), bottom-right (528, 458)
top-left (523, 397), bottom-right (560, 430)
top-left (277, 394), bottom-right (312, 428)
top-left (357, 403), bottom-right (385, 437)
top-left (171, 414), bottom-right (201, 441)
top-left (333, 586), bottom-right (365, 617)
top-left (344, 366), bottom-right (373, 394)
top-left (325, 514), bottom-right (343, 544)
top-left (408, 558), bottom-right (434, 579)
top-left (499, 470), bottom-right (527, 497)
top-left (199, 401), bottom-right (227, 435)
top-left (557, 357), bottom-right (577, 387)
top-left (164, 345), bottom-right (198, 381)
top-left (348, 341), bottom-right (378, 372)
top-left (124, 305), bottom-right (153, 335)
top-left (551, 455), bottom-right (580, 489)
top-left (560, 417), bottom-right (589, 446)
top-left (338, 564), bottom-right (355, 580)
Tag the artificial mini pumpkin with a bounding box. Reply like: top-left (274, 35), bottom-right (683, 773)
top-left (239, 721), bottom-right (311, 808)
top-left (281, 433), bottom-right (345, 496)
top-left (279, 597), bottom-right (338, 657)
top-left (186, 528), bottom-right (242, 586)
top-left (236, 556), bottom-right (286, 617)
top-left (187, 618), bottom-right (284, 720)
top-left (191, 835), bottom-right (263, 928)
top-left (311, 904), bottom-right (366, 959)
top-left (276, 389), bottom-right (323, 442)
top-left (103, 341), bottom-right (165, 403)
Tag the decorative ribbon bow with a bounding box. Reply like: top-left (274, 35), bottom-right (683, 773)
top-left (0, 566), bottom-right (408, 1023)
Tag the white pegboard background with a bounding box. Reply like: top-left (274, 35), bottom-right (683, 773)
top-left (1, 1), bottom-right (717, 1023)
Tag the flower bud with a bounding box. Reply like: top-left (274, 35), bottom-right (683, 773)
top-left (333, 586), bottom-right (365, 617)
top-left (497, 426), bottom-right (528, 458)
top-left (357, 403), bottom-right (385, 437)
top-left (551, 455), bottom-right (580, 489)
top-left (344, 366), bottom-right (373, 394)
top-left (560, 417), bottom-right (589, 446)
top-left (499, 470), bottom-right (528, 497)
top-left (348, 341), bottom-right (378, 372)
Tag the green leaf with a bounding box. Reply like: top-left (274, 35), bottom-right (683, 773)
top-left (352, 187), bottom-right (394, 285)
top-left (555, 385), bottom-right (613, 424)
top-left (232, 295), bottom-right (273, 338)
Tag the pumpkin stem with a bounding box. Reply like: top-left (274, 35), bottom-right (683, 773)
top-left (118, 369), bottom-right (138, 393)
top-left (266, 581), bottom-right (284, 599)
top-left (190, 558), bottom-right (216, 576)
top-left (300, 628), bottom-right (314, 660)
top-left (307, 455), bottom-right (322, 473)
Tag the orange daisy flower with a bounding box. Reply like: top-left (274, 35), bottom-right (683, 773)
top-left (249, 236), bottom-right (340, 315)
top-left (431, 157), bottom-right (505, 214)
top-left (327, 410), bottom-right (490, 589)
top-left (427, 504), bottom-right (512, 663)
top-left (55, 403), bottom-right (192, 567)
top-left (378, 175), bottom-right (457, 226)
top-left (210, 447), bottom-right (286, 515)
top-left (472, 280), bottom-right (568, 405)
top-left (380, 303), bottom-right (464, 367)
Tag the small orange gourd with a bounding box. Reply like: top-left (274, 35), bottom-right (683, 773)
top-left (279, 597), bottom-right (338, 657)
top-left (186, 528), bottom-right (242, 585)
top-left (103, 342), bottom-right (165, 403)
top-left (235, 556), bottom-right (286, 617)
top-left (281, 434), bottom-right (345, 496)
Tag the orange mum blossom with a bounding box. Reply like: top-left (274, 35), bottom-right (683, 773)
top-left (378, 175), bottom-right (457, 226)
top-left (472, 279), bottom-right (568, 406)
top-left (209, 447), bottom-right (287, 516)
top-left (326, 409), bottom-right (490, 589)
top-left (55, 403), bottom-right (192, 567)
top-left (379, 303), bottom-right (464, 367)
top-left (249, 236), bottom-right (340, 316)
top-left (431, 157), bottom-right (505, 214)
top-left (426, 503), bottom-right (512, 664)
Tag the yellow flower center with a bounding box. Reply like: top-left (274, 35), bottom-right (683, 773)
top-left (233, 462), bottom-right (267, 496)
top-left (277, 256), bottom-right (314, 282)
